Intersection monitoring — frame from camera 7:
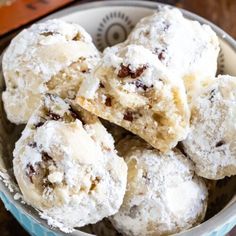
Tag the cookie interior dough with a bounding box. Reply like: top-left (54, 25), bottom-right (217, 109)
top-left (76, 44), bottom-right (190, 152)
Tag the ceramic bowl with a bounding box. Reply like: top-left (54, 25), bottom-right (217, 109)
top-left (0, 1), bottom-right (235, 236)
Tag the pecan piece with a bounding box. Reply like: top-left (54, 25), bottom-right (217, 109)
top-left (105, 97), bottom-right (112, 107)
top-left (131, 66), bottom-right (147, 79)
top-left (118, 64), bottom-right (147, 79)
top-left (118, 64), bottom-right (131, 78)
top-left (123, 111), bottom-right (134, 122)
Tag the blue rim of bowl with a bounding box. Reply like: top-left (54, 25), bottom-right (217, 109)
top-left (0, 1), bottom-right (236, 236)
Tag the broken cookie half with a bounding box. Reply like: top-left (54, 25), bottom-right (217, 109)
top-left (76, 44), bottom-right (190, 152)
top-left (13, 94), bottom-right (127, 232)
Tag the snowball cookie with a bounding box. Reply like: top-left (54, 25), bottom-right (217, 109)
top-left (182, 75), bottom-right (236, 179)
top-left (126, 6), bottom-right (219, 102)
top-left (76, 44), bottom-right (190, 152)
top-left (110, 136), bottom-right (208, 236)
top-left (13, 94), bottom-right (127, 231)
top-left (2, 19), bottom-right (100, 124)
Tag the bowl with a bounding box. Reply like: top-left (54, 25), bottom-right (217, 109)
top-left (0, 1), bottom-right (235, 236)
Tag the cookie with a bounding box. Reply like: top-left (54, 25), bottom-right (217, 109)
top-left (76, 44), bottom-right (190, 152)
top-left (126, 6), bottom-right (219, 103)
top-left (2, 19), bottom-right (100, 124)
top-left (13, 94), bottom-right (127, 231)
top-left (183, 75), bottom-right (236, 179)
top-left (111, 136), bottom-right (208, 236)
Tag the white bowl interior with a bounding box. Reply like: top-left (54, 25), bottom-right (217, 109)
top-left (0, 1), bottom-right (236, 236)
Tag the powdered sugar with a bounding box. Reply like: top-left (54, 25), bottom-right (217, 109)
top-left (111, 136), bottom-right (208, 236)
top-left (13, 94), bottom-right (127, 231)
top-left (2, 19), bottom-right (100, 124)
top-left (126, 7), bottom-right (219, 103)
top-left (183, 75), bottom-right (236, 179)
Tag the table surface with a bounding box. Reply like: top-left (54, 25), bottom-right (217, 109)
top-left (0, 0), bottom-right (236, 235)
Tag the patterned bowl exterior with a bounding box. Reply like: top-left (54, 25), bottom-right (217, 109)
top-left (0, 1), bottom-right (236, 236)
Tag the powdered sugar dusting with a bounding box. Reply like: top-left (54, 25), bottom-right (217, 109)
top-left (111, 136), bottom-right (208, 236)
top-left (39, 211), bottom-right (74, 233)
top-left (2, 19), bottom-right (100, 124)
top-left (126, 7), bottom-right (219, 102)
top-left (13, 95), bottom-right (127, 231)
top-left (183, 75), bottom-right (236, 179)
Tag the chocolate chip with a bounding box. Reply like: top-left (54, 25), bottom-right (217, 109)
top-left (26, 164), bottom-right (36, 183)
top-left (28, 142), bottom-right (37, 148)
top-left (105, 97), bottom-right (112, 106)
top-left (42, 152), bottom-right (53, 162)
top-left (123, 111), bottom-right (133, 122)
top-left (118, 64), bottom-right (147, 79)
top-left (215, 140), bottom-right (225, 147)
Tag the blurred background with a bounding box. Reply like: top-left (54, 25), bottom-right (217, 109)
top-left (0, 0), bottom-right (235, 235)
